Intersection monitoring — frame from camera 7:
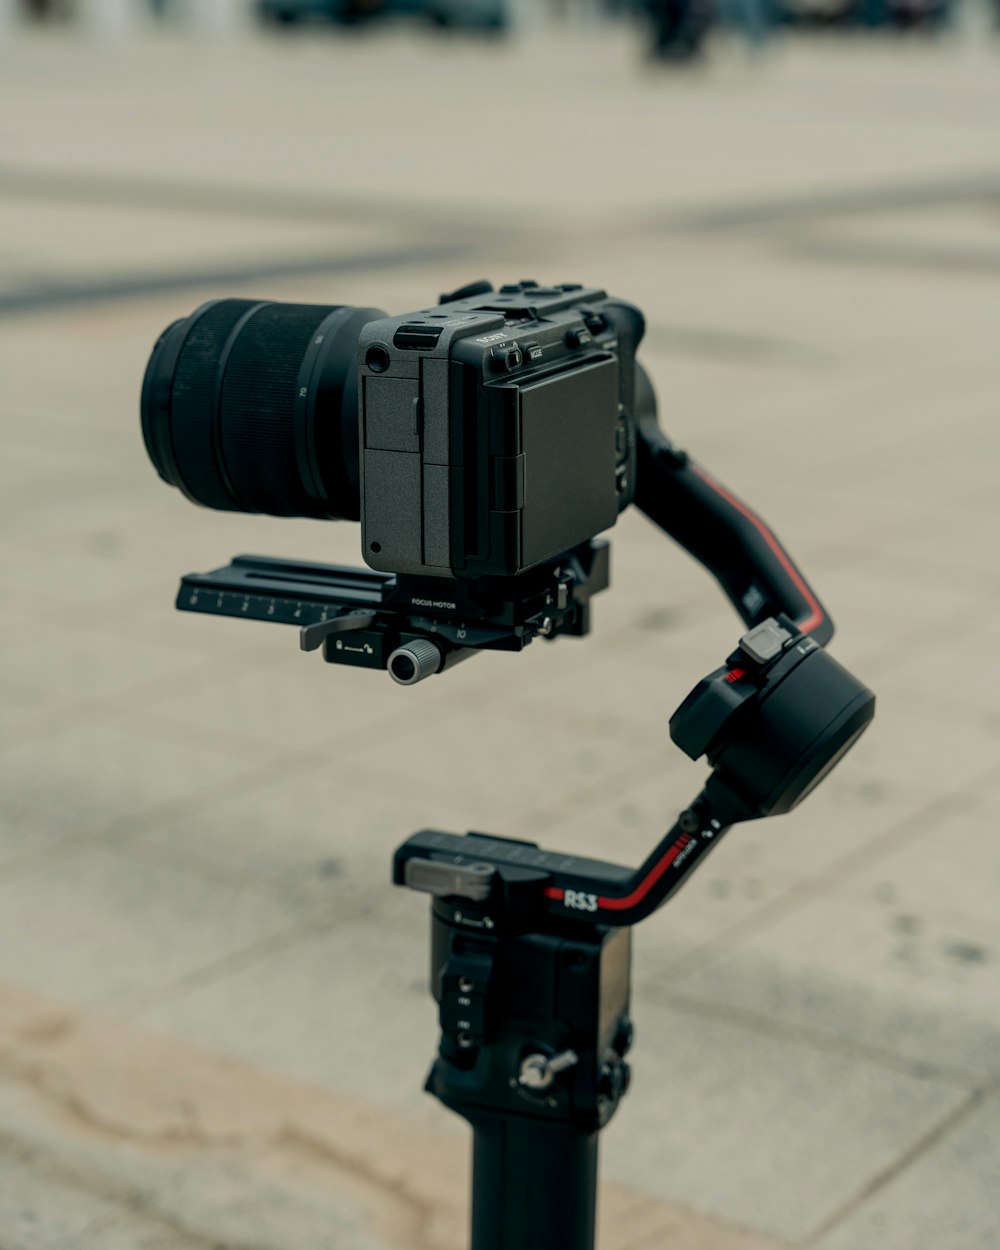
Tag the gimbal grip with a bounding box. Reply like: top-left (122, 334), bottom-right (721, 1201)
top-left (634, 420), bottom-right (833, 646)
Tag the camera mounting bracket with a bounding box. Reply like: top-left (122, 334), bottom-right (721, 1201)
top-left (176, 539), bottom-right (609, 683)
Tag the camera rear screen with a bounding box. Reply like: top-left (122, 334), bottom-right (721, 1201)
top-left (518, 355), bottom-right (620, 568)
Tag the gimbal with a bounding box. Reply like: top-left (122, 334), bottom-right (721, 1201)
top-left (387, 416), bottom-right (872, 1250)
top-left (174, 412), bottom-right (874, 1250)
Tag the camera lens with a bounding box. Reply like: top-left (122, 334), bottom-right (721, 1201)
top-left (141, 298), bottom-right (385, 521)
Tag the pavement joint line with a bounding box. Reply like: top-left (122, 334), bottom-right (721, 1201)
top-left (722, 336), bottom-right (1000, 421)
top-left (642, 323), bottom-right (837, 370)
top-left (787, 237), bottom-right (1000, 277)
top-left (0, 162), bottom-right (531, 232)
top-left (823, 545), bottom-right (999, 600)
top-left (793, 1085), bottom-right (994, 1249)
top-left (662, 771), bottom-right (996, 987)
top-left (23, 159), bottom-right (998, 251)
top-left (825, 636), bottom-right (950, 680)
top-left (117, 912), bottom-right (350, 1022)
top-left (643, 987), bottom-right (981, 1090)
top-left (835, 604), bottom-right (1000, 678)
top-left (0, 241), bottom-right (483, 319)
top-left (0, 826), bottom-right (132, 887)
top-left (70, 1205), bottom-right (129, 1245)
top-left (0, 650), bottom-right (262, 741)
top-left (0, 1128), bottom-right (248, 1250)
top-left (805, 530), bottom-right (1000, 582)
top-left (0, 696), bottom-right (125, 746)
top-left (0, 753), bottom-right (337, 886)
top-left (99, 741), bottom-right (687, 906)
top-left (0, 688), bottom-right (292, 771)
top-left (130, 704), bottom-right (345, 765)
top-left (438, 743), bottom-right (688, 836)
top-left (0, 683), bottom-right (481, 877)
top-left (659, 167), bottom-right (1000, 233)
top-left (105, 827), bottom-right (344, 911)
top-left (1, 707), bottom-right (836, 931)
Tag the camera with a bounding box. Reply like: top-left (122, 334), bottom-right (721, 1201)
top-left (141, 279), bottom-right (642, 582)
top-left (138, 273), bottom-right (868, 765)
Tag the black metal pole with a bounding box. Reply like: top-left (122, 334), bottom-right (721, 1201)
top-left (410, 891), bottom-right (631, 1250)
top-left (470, 1115), bottom-right (598, 1250)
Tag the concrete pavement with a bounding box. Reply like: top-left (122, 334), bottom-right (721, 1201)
top-left (1, 18), bottom-right (999, 1249)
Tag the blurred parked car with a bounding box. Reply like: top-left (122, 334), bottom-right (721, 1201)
top-left (774, 0), bottom-right (952, 27)
top-left (258, 0), bottom-right (508, 30)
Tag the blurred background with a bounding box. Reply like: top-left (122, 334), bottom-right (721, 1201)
top-left (1, 4), bottom-right (999, 1249)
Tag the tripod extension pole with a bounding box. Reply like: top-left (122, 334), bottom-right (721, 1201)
top-left (470, 1115), bottom-right (598, 1250)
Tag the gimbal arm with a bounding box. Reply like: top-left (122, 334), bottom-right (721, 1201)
top-left (397, 407), bottom-right (874, 927)
top-left (398, 606), bottom-right (874, 929)
top-left (633, 392), bottom-right (833, 646)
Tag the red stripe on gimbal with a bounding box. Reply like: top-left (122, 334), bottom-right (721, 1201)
top-left (692, 465), bottom-right (825, 636)
top-left (543, 834), bottom-right (693, 913)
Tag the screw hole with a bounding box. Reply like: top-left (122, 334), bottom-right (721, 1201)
top-left (370, 542), bottom-right (381, 553)
top-left (365, 346), bottom-right (390, 373)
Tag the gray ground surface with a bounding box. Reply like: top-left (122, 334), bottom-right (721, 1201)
top-left (1, 16), bottom-right (999, 1250)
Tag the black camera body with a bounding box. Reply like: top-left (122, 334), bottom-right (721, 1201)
top-left (357, 282), bottom-right (641, 580)
top-left (142, 281), bottom-right (642, 589)
top-left (140, 280), bottom-right (871, 802)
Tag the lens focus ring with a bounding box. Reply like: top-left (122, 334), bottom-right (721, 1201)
top-left (218, 302), bottom-right (339, 517)
top-left (169, 298), bottom-right (262, 511)
top-left (141, 298), bottom-right (384, 521)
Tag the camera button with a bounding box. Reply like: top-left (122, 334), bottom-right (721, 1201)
top-left (615, 420), bottom-right (628, 457)
top-left (393, 324), bottom-right (443, 350)
top-left (491, 345), bottom-right (523, 372)
top-left (739, 619), bottom-right (793, 665)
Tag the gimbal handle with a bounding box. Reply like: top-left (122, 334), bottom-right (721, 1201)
top-left (396, 796), bottom-right (733, 930)
top-left (634, 401), bottom-right (833, 646)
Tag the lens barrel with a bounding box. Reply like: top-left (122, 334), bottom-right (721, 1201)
top-left (141, 299), bottom-right (385, 521)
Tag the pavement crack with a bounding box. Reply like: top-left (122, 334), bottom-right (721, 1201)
top-left (0, 1128), bottom-right (263, 1250)
top-left (0, 997), bottom-right (456, 1250)
top-left (270, 1125), bottom-right (442, 1250)
top-left (795, 1086), bottom-right (992, 1248)
top-left (0, 1054), bottom-right (231, 1153)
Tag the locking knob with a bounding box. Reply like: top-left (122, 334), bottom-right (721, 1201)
top-left (518, 1049), bottom-right (579, 1091)
top-left (388, 639), bottom-right (442, 685)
